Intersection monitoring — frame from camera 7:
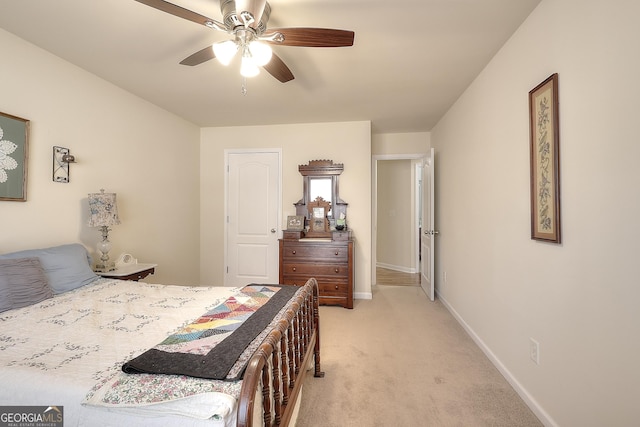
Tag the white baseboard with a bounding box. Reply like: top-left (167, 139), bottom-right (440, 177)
top-left (436, 291), bottom-right (557, 427)
top-left (354, 292), bottom-right (372, 300)
top-left (376, 262), bottom-right (417, 274)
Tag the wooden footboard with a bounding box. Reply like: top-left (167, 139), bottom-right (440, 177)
top-left (237, 278), bottom-right (324, 427)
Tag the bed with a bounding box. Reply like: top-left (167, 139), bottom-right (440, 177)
top-left (0, 244), bottom-right (323, 426)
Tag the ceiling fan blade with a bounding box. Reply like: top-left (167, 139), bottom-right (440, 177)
top-left (263, 53), bottom-right (294, 83)
top-left (179, 46), bottom-right (215, 66)
top-left (235, 0), bottom-right (267, 29)
top-left (266, 28), bottom-right (355, 47)
top-left (134, 0), bottom-right (224, 30)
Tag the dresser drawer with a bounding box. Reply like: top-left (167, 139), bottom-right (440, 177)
top-left (282, 278), bottom-right (309, 287)
top-left (282, 278), bottom-right (348, 297)
top-left (318, 281), bottom-right (349, 297)
top-left (281, 243), bottom-right (349, 262)
top-left (281, 262), bottom-right (349, 278)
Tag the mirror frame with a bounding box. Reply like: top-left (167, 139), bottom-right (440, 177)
top-left (295, 160), bottom-right (348, 223)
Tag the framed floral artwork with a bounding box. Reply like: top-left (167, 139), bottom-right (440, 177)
top-left (529, 74), bottom-right (561, 243)
top-left (0, 111), bottom-right (30, 202)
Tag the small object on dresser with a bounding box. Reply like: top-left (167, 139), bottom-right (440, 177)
top-left (287, 215), bottom-right (305, 231)
top-left (306, 199), bottom-right (332, 238)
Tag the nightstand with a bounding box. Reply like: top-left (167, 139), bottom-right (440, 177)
top-left (96, 263), bottom-right (157, 281)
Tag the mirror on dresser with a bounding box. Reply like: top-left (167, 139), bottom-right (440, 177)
top-left (279, 159), bottom-right (354, 308)
top-left (294, 159), bottom-right (348, 232)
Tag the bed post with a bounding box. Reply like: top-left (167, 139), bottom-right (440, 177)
top-left (236, 278), bottom-right (323, 427)
top-left (312, 282), bottom-right (324, 378)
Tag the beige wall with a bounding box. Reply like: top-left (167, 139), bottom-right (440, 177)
top-left (0, 29), bottom-right (201, 284)
top-left (372, 132), bottom-right (431, 155)
top-left (200, 122), bottom-right (372, 298)
top-left (431, 0), bottom-right (640, 425)
top-left (376, 160), bottom-right (414, 271)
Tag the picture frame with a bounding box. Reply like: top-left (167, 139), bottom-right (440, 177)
top-left (304, 197), bottom-right (332, 238)
top-left (310, 207), bottom-right (327, 232)
top-left (0, 111), bottom-right (30, 202)
top-left (529, 73), bottom-right (561, 243)
top-left (287, 215), bottom-right (304, 231)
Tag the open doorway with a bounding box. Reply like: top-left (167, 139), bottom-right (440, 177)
top-left (372, 154), bottom-right (425, 286)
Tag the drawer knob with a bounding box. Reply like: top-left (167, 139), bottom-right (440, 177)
top-left (335, 285), bottom-right (339, 290)
top-left (335, 251), bottom-right (339, 256)
top-left (292, 267), bottom-right (296, 272)
top-left (292, 250), bottom-right (296, 254)
top-left (334, 268), bottom-right (339, 273)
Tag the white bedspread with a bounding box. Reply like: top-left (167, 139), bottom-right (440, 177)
top-left (0, 279), bottom-right (245, 426)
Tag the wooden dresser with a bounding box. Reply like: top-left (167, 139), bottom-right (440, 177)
top-left (279, 233), bottom-right (354, 309)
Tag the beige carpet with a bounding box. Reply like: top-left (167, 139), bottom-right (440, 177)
top-left (295, 285), bottom-right (542, 427)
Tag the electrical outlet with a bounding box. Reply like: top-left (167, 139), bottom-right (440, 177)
top-left (529, 338), bottom-right (540, 365)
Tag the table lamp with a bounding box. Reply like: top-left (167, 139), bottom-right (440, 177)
top-left (88, 189), bottom-right (121, 272)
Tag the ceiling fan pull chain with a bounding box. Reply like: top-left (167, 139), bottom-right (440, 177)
top-left (241, 77), bottom-right (248, 95)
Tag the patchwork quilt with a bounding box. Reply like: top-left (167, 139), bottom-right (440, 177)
top-left (122, 284), bottom-right (299, 380)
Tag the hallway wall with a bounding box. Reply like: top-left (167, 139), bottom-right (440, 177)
top-left (376, 159), bottom-right (414, 272)
top-left (431, 0), bottom-right (640, 424)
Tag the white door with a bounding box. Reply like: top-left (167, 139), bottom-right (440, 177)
top-left (421, 148), bottom-right (436, 301)
top-left (226, 151), bottom-right (281, 286)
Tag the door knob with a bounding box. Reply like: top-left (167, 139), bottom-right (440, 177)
top-left (271, 228), bottom-right (276, 233)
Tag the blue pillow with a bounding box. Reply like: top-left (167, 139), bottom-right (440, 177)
top-left (0, 244), bottom-right (99, 294)
top-left (0, 257), bottom-right (53, 312)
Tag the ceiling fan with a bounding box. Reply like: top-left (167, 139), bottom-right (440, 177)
top-left (134, 0), bottom-right (355, 83)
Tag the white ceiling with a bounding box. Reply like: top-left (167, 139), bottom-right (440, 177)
top-left (0, 0), bottom-right (540, 134)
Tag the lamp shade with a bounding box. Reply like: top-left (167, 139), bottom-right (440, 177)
top-left (88, 189), bottom-right (120, 227)
top-left (240, 55), bottom-right (260, 77)
top-left (248, 41), bottom-right (272, 66)
top-left (213, 40), bottom-right (239, 66)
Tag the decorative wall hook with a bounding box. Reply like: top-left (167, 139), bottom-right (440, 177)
top-left (52, 146), bottom-right (76, 183)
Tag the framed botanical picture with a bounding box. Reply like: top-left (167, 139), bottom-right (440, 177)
top-left (287, 215), bottom-right (304, 231)
top-left (529, 73), bottom-right (561, 243)
top-left (312, 207), bottom-right (324, 219)
top-left (310, 206), bottom-right (327, 232)
top-left (0, 112), bottom-right (30, 202)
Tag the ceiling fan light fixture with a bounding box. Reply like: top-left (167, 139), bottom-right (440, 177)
top-left (140, 0), bottom-right (354, 84)
top-left (248, 40), bottom-right (272, 66)
top-left (213, 40), bottom-right (239, 66)
top-left (240, 52), bottom-right (260, 77)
